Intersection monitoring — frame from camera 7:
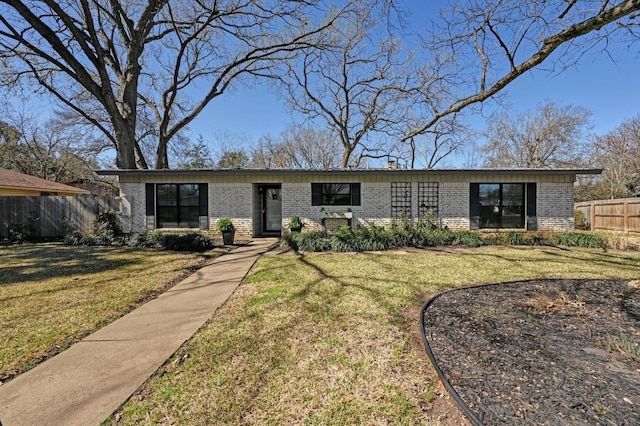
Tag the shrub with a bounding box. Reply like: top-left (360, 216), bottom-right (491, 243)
top-left (93, 210), bottom-right (121, 236)
top-left (65, 228), bottom-right (214, 252)
top-left (330, 226), bottom-right (361, 252)
top-left (506, 232), bottom-right (526, 245)
top-left (550, 232), bottom-right (606, 248)
top-left (390, 228), bottom-right (413, 247)
top-left (283, 231), bottom-right (330, 252)
top-left (451, 231), bottom-right (484, 247)
top-left (416, 210), bottom-right (439, 232)
top-left (63, 231), bottom-right (87, 245)
top-left (350, 225), bottom-right (392, 251)
top-left (127, 231), bottom-right (162, 248)
top-left (4, 218), bottom-right (38, 243)
top-left (157, 233), bottom-right (214, 252)
top-left (574, 210), bottom-right (589, 230)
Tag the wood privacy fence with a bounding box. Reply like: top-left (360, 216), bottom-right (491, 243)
top-left (0, 195), bottom-right (119, 239)
top-left (575, 198), bottom-right (640, 232)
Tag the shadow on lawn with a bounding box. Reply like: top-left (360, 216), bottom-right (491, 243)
top-left (0, 244), bottom-right (144, 286)
top-left (286, 253), bottom-right (425, 322)
top-left (454, 245), bottom-right (640, 277)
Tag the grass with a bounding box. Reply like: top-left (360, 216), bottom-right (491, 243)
top-left (0, 243), bottom-right (215, 382)
top-left (594, 231), bottom-right (640, 251)
top-left (608, 333), bottom-right (640, 362)
top-left (114, 246), bottom-right (640, 424)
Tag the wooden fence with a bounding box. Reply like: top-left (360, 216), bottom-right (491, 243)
top-left (0, 195), bottom-right (119, 239)
top-left (575, 198), bottom-right (640, 233)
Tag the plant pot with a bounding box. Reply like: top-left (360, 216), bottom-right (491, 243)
top-left (289, 227), bottom-right (302, 233)
top-left (221, 230), bottom-right (235, 245)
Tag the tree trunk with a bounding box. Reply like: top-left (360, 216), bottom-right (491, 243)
top-left (112, 121), bottom-right (137, 169)
top-left (154, 135), bottom-right (169, 169)
top-left (340, 147), bottom-right (354, 168)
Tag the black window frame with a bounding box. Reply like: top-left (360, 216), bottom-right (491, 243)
top-left (311, 183), bottom-right (361, 206)
top-left (153, 183), bottom-right (207, 229)
top-left (471, 183), bottom-right (527, 229)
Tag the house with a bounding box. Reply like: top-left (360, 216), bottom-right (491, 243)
top-left (97, 168), bottom-right (601, 236)
top-left (65, 178), bottom-right (120, 197)
top-left (0, 168), bottom-right (90, 196)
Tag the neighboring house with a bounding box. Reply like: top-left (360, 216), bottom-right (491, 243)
top-left (97, 168), bottom-right (600, 236)
top-left (65, 178), bottom-right (120, 197)
top-left (0, 168), bottom-right (90, 196)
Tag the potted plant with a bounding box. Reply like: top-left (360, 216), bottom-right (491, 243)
top-left (217, 218), bottom-right (235, 245)
top-left (288, 216), bottom-right (305, 233)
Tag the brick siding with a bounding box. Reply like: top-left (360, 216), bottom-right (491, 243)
top-left (116, 171), bottom-right (579, 236)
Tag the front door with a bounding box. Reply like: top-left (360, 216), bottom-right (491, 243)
top-left (262, 185), bottom-right (282, 233)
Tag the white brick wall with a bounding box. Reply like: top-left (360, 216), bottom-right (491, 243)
top-left (280, 182), bottom-right (393, 232)
top-left (116, 171), bottom-right (578, 236)
top-left (118, 181), bottom-right (146, 233)
top-left (210, 183), bottom-right (253, 235)
top-left (537, 182), bottom-right (575, 232)
top-left (439, 182), bottom-right (469, 230)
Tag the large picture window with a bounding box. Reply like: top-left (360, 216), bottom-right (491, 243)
top-left (156, 184), bottom-right (202, 228)
top-left (477, 183), bottom-right (525, 229)
top-left (312, 183), bottom-right (361, 206)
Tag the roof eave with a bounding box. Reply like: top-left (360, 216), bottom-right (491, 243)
top-left (96, 168), bottom-right (603, 177)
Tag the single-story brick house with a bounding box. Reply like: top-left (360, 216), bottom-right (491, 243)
top-left (97, 168), bottom-right (600, 236)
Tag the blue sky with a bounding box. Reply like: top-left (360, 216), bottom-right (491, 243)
top-left (189, 48), bottom-right (639, 159)
top-left (7, 1), bottom-right (638, 168)
top-left (186, 2), bottom-right (639, 167)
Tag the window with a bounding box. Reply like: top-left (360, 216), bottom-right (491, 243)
top-left (474, 183), bottom-right (525, 229)
top-left (153, 183), bottom-right (207, 228)
top-left (311, 183), bottom-right (361, 206)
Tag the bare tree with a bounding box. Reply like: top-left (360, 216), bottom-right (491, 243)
top-left (0, 0), bottom-right (346, 169)
top-left (407, 114), bottom-right (470, 169)
top-left (481, 102), bottom-right (592, 168)
top-left (591, 114), bottom-right (640, 198)
top-left (276, 0), bottom-right (417, 168)
top-left (172, 135), bottom-right (214, 169)
top-left (251, 126), bottom-right (341, 168)
top-left (404, 0), bottom-right (640, 144)
top-left (0, 109), bottom-right (97, 181)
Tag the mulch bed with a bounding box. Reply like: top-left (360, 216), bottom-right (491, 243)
top-left (422, 279), bottom-right (640, 425)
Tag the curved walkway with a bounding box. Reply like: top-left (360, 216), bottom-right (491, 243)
top-left (0, 238), bottom-right (278, 426)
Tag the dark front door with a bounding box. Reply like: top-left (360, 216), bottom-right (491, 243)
top-left (262, 185), bottom-right (282, 233)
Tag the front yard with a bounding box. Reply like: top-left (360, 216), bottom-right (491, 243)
top-left (3, 243), bottom-right (639, 424)
top-left (0, 243), bottom-right (215, 382)
top-left (112, 246), bottom-right (640, 424)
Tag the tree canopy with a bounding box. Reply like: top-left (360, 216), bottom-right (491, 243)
top-left (0, 0), bottom-right (344, 169)
top-left (1, 0), bottom-right (638, 169)
top-left (481, 102), bottom-right (592, 168)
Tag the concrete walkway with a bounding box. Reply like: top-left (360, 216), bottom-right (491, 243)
top-left (0, 238), bottom-right (278, 426)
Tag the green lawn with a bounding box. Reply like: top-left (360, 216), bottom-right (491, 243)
top-left (0, 243), bottom-right (214, 382)
top-left (114, 246), bottom-right (640, 424)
